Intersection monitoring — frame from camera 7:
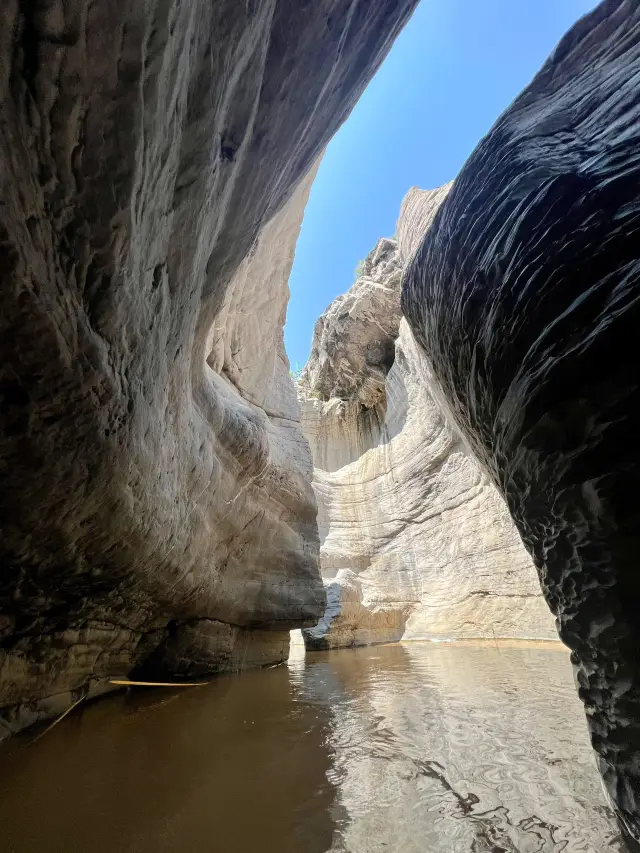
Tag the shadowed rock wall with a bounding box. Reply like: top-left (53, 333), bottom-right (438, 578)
top-left (300, 188), bottom-right (556, 650)
top-left (402, 1), bottom-right (640, 844)
top-left (0, 0), bottom-right (418, 737)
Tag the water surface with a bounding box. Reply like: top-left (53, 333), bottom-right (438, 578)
top-left (0, 641), bottom-right (622, 852)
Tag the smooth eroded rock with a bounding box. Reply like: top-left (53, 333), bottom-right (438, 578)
top-left (300, 189), bottom-right (556, 650)
top-left (0, 0), bottom-right (419, 735)
top-left (402, 0), bottom-right (640, 842)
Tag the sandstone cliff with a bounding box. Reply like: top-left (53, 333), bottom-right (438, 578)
top-left (300, 186), bottom-right (556, 650)
top-left (0, 0), bottom-right (418, 737)
top-left (401, 2), bottom-right (640, 844)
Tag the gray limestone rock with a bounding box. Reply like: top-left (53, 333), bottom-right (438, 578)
top-left (301, 237), bottom-right (403, 408)
top-left (0, 0), bottom-right (418, 736)
top-left (300, 188), bottom-right (556, 651)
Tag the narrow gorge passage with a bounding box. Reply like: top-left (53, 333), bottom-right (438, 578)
top-left (1, 0), bottom-right (639, 851)
top-left (296, 186), bottom-right (556, 652)
top-left (0, 0), bottom-right (417, 736)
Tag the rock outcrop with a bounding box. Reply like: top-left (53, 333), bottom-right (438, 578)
top-left (402, 1), bottom-right (640, 845)
top-left (300, 187), bottom-right (556, 650)
top-left (0, 0), bottom-right (419, 737)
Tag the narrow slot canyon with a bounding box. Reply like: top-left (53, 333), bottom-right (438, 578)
top-left (296, 185), bottom-right (557, 651)
top-left (1, 1), bottom-right (639, 851)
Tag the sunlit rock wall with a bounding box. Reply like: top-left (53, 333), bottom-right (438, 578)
top-left (401, 2), bottom-right (640, 844)
top-left (300, 187), bottom-right (556, 650)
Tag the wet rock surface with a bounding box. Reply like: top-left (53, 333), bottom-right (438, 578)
top-left (402, 0), bottom-right (640, 842)
top-left (300, 190), bottom-right (555, 650)
top-left (0, 0), bottom-right (418, 735)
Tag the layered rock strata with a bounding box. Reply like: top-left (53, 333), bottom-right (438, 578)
top-left (300, 188), bottom-right (556, 650)
top-left (402, 1), bottom-right (640, 844)
top-left (0, 0), bottom-right (418, 736)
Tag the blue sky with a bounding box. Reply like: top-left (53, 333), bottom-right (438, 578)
top-left (284, 0), bottom-right (599, 369)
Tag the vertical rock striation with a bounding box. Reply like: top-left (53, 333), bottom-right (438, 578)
top-left (300, 187), bottom-right (556, 650)
top-left (0, 0), bottom-right (419, 737)
top-left (402, 1), bottom-right (640, 844)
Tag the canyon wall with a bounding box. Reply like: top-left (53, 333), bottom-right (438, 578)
top-left (0, 0), bottom-right (419, 737)
top-left (300, 187), bottom-right (556, 650)
top-left (402, 2), bottom-right (640, 845)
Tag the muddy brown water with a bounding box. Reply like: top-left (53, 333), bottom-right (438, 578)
top-left (0, 640), bottom-right (624, 853)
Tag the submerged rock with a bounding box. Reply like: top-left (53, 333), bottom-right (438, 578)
top-left (300, 188), bottom-right (556, 650)
top-left (402, 1), bottom-right (640, 843)
top-left (0, 0), bottom-right (418, 736)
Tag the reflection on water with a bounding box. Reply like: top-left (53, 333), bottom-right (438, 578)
top-left (293, 642), bottom-right (623, 853)
top-left (0, 641), bottom-right (622, 853)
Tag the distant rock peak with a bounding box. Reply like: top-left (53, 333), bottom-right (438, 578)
top-left (300, 237), bottom-right (403, 409)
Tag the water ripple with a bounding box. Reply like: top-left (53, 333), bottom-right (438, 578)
top-left (0, 639), bottom-right (624, 853)
top-left (298, 641), bottom-right (623, 853)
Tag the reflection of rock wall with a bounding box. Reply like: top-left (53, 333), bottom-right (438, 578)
top-left (301, 643), bottom-right (619, 853)
top-left (301, 188), bottom-right (556, 650)
top-left (0, 0), bottom-right (419, 737)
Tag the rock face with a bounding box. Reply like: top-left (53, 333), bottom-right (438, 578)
top-left (303, 237), bottom-right (403, 409)
top-left (402, 1), bottom-right (640, 844)
top-left (0, 0), bottom-right (419, 737)
top-left (300, 187), bottom-right (556, 651)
